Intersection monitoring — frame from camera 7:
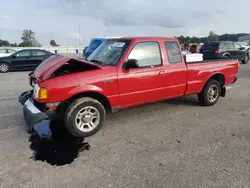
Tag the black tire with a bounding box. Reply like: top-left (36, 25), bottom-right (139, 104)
top-left (198, 79), bottom-right (221, 106)
top-left (64, 97), bottom-right (106, 138)
top-left (0, 62), bottom-right (10, 73)
top-left (242, 53), bottom-right (249, 64)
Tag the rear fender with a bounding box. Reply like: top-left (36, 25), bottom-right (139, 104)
top-left (200, 72), bottom-right (225, 92)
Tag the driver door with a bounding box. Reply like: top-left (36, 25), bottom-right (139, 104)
top-left (118, 41), bottom-right (168, 108)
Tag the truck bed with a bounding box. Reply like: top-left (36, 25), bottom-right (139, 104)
top-left (184, 58), bottom-right (239, 96)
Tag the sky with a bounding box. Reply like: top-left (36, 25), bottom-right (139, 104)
top-left (1, 0), bottom-right (250, 46)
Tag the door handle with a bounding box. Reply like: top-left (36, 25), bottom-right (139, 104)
top-left (159, 71), bottom-right (166, 75)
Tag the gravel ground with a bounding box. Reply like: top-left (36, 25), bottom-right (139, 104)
top-left (0, 64), bottom-right (250, 188)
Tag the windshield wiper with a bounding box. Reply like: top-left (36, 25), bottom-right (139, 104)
top-left (89, 59), bottom-right (105, 66)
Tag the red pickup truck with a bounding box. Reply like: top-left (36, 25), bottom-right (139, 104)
top-left (19, 37), bottom-right (239, 138)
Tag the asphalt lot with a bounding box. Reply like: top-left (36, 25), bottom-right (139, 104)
top-left (0, 64), bottom-right (250, 188)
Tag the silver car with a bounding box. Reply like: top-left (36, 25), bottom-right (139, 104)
top-left (0, 49), bottom-right (17, 57)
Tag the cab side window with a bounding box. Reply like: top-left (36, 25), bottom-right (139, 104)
top-left (128, 42), bottom-right (162, 68)
top-left (165, 42), bottom-right (182, 63)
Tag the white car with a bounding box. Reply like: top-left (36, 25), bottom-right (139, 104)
top-left (0, 49), bottom-right (17, 57)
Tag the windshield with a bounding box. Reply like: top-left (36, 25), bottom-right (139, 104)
top-left (87, 39), bottom-right (131, 66)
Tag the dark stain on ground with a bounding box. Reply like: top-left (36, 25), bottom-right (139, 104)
top-left (28, 119), bottom-right (90, 166)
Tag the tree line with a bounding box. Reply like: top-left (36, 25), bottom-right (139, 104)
top-left (0, 29), bottom-right (59, 47)
top-left (176, 31), bottom-right (249, 44)
top-left (0, 29), bottom-right (249, 47)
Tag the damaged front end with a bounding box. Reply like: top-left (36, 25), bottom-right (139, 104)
top-left (19, 90), bottom-right (49, 132)
top-left (19, 56), bottom-right (102, 132)
top-left (19, 91), bottom-right (58, 132)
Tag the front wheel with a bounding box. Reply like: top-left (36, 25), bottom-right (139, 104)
top-left (242, 54), bottom-right (249, 64)
top-left (0, 63), bottom-right (10, 73)
top-left (64, 97), bottom-right (106, 138)
top-left (198, 79), bottom-right (221, 106)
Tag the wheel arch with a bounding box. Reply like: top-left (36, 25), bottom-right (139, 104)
top-left (201, 73), bottom-right (225, 97)
top-left (208, 73), bottom-right (225, 87)
top-left (66, 91), bottom-right (112, 112)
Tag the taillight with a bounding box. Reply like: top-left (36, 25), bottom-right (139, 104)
top-left (215, 50), bottom-right (220, 55)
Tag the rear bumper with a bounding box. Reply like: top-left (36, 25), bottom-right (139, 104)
top-left (18, 91), bottom-right (51, 132)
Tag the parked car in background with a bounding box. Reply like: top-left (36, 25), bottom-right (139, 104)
top-left (82, 46), bottom-right (88, 58)
top-left (0, 49), bottom-right (54, 73)
top-left (19, 37), bottom-right (239, 138)
top-left (200, 41), bottom-right (249, 64)
top-left (0, 49), bottom-right (17, 57)
top-left (190, 43), bottom-right (203, 53)
top-left (83, 37), bottom-right (106, 59)
top-left (236, 41), bottom-right (250, 50)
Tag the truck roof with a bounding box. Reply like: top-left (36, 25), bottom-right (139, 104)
top-left (105, 37), bottom-right (178, 42)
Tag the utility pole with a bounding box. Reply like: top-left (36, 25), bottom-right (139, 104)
top-left (78, 24), bottom-right (81, 58)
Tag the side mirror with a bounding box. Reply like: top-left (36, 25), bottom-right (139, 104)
top-left (12, 55), bottom-right (16, 58)
top-left (239, 47), bottom-right (245, 50)
top-left (123, 59), bottom-right (139, 70)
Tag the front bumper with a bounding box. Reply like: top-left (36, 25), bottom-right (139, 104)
top-left (18, 91), bottom-right (50, 132)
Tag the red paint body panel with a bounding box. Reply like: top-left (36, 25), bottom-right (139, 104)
top-left (31, 37), bottom-right (239, 110)
top-left (185, 60), bottom-right (239, 95)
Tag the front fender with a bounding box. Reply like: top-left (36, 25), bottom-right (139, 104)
top-left (68, 84), bottom-right (105, 98)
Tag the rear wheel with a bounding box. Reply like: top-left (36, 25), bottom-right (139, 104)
top-left (222, 55), bottom-right (229, 59)
top-left (0, 63), bottom-right (10, 73)
top-left (198, 79), bottom-right (221, 106)
top-left (242, 54), bottom-right (249, 64)
top-left (64, 97), bottom-right (106, 138)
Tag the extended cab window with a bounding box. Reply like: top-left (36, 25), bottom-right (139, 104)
top-left (128, 42), bottom-right (161, 67)
top-left (165, 42), bottom-right (182, 63)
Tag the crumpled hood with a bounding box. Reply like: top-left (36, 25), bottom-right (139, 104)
top-left (33, 55), bottom-right (102, 82)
